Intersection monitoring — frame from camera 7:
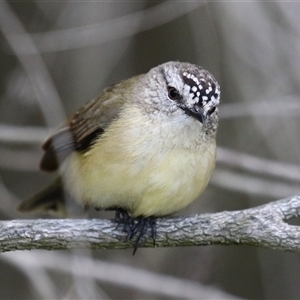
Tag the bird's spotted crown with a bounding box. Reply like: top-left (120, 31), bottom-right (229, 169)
top-left (182, 70), bottom-right (220, 111)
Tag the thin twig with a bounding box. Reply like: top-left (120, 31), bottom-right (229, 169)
top-left (217, 147), bottom-right (300, 183)
top-left (211, 169), bottom-right (300, 198)
top-left (6, 2), bottom-right (204, 54)
top-left (221, 98), bottom-right (300, 119)
top-left (2, 252), bottom-right (241, 300)
top-left (0, 1), bottom-right (65, 127)
top-left (0, 124), bottom-right (49, 145)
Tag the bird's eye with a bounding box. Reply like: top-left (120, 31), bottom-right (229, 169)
top-left (168, 86), bottom-right (180, 100)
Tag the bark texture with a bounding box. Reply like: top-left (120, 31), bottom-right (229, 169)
top-left (1, 195), bottom-right (300, 253)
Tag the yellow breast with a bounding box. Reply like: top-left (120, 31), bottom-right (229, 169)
top-left (63, 107), bottom-right (216, 217)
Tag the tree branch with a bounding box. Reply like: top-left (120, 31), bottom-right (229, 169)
top-left (1, 195), bottom-right (300, 253)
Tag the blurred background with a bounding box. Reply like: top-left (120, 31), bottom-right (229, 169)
top-left (1, 1), bottom-right (300, 299)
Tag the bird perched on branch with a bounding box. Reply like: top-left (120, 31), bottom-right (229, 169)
top-left (18, 61), bottom-right (220, 254)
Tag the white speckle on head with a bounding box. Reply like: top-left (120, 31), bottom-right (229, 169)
top-left (140, 61), bottom-right (220, 127)
top-left (191, 74), bottom-right (199, 85)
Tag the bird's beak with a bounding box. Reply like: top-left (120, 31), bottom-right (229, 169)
top-left (180, 103), bottom-right (205, 124)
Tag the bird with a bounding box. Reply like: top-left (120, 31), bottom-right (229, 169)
top-left (17, 61), bottom-right (221, 253)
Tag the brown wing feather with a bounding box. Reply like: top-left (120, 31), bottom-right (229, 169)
top-left (40, 127), bottom-right (74, 171)
top-left (39, 76), bottom-right (139, 172)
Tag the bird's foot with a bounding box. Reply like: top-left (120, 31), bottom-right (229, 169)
top-left (114, 208), bottom-right (135, 236)
top-left (114, 208), bottom-right (156, 255)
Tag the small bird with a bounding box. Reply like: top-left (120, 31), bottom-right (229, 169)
top-left (18, 61), bottom-right (220, 253)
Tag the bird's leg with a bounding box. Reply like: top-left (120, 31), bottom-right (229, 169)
top-left (113, 209), bottom-right (157, 255)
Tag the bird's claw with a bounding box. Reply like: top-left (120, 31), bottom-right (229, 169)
top-left (114, 208), bottom-right (156, 255)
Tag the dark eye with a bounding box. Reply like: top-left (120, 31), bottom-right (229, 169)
top-left (208, 106), bottom-right (216, 115)
top-left (168, 86), bottom-right (180, 100)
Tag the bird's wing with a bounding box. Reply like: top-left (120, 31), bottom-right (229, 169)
top-left (40, 82), bottom-right (129, 172)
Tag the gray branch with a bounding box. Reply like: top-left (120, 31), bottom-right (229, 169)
top-left (1, 195), bottom-right (300, 253)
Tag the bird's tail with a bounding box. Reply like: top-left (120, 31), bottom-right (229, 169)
top-left (17, 177), bottom-right (67, 217)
